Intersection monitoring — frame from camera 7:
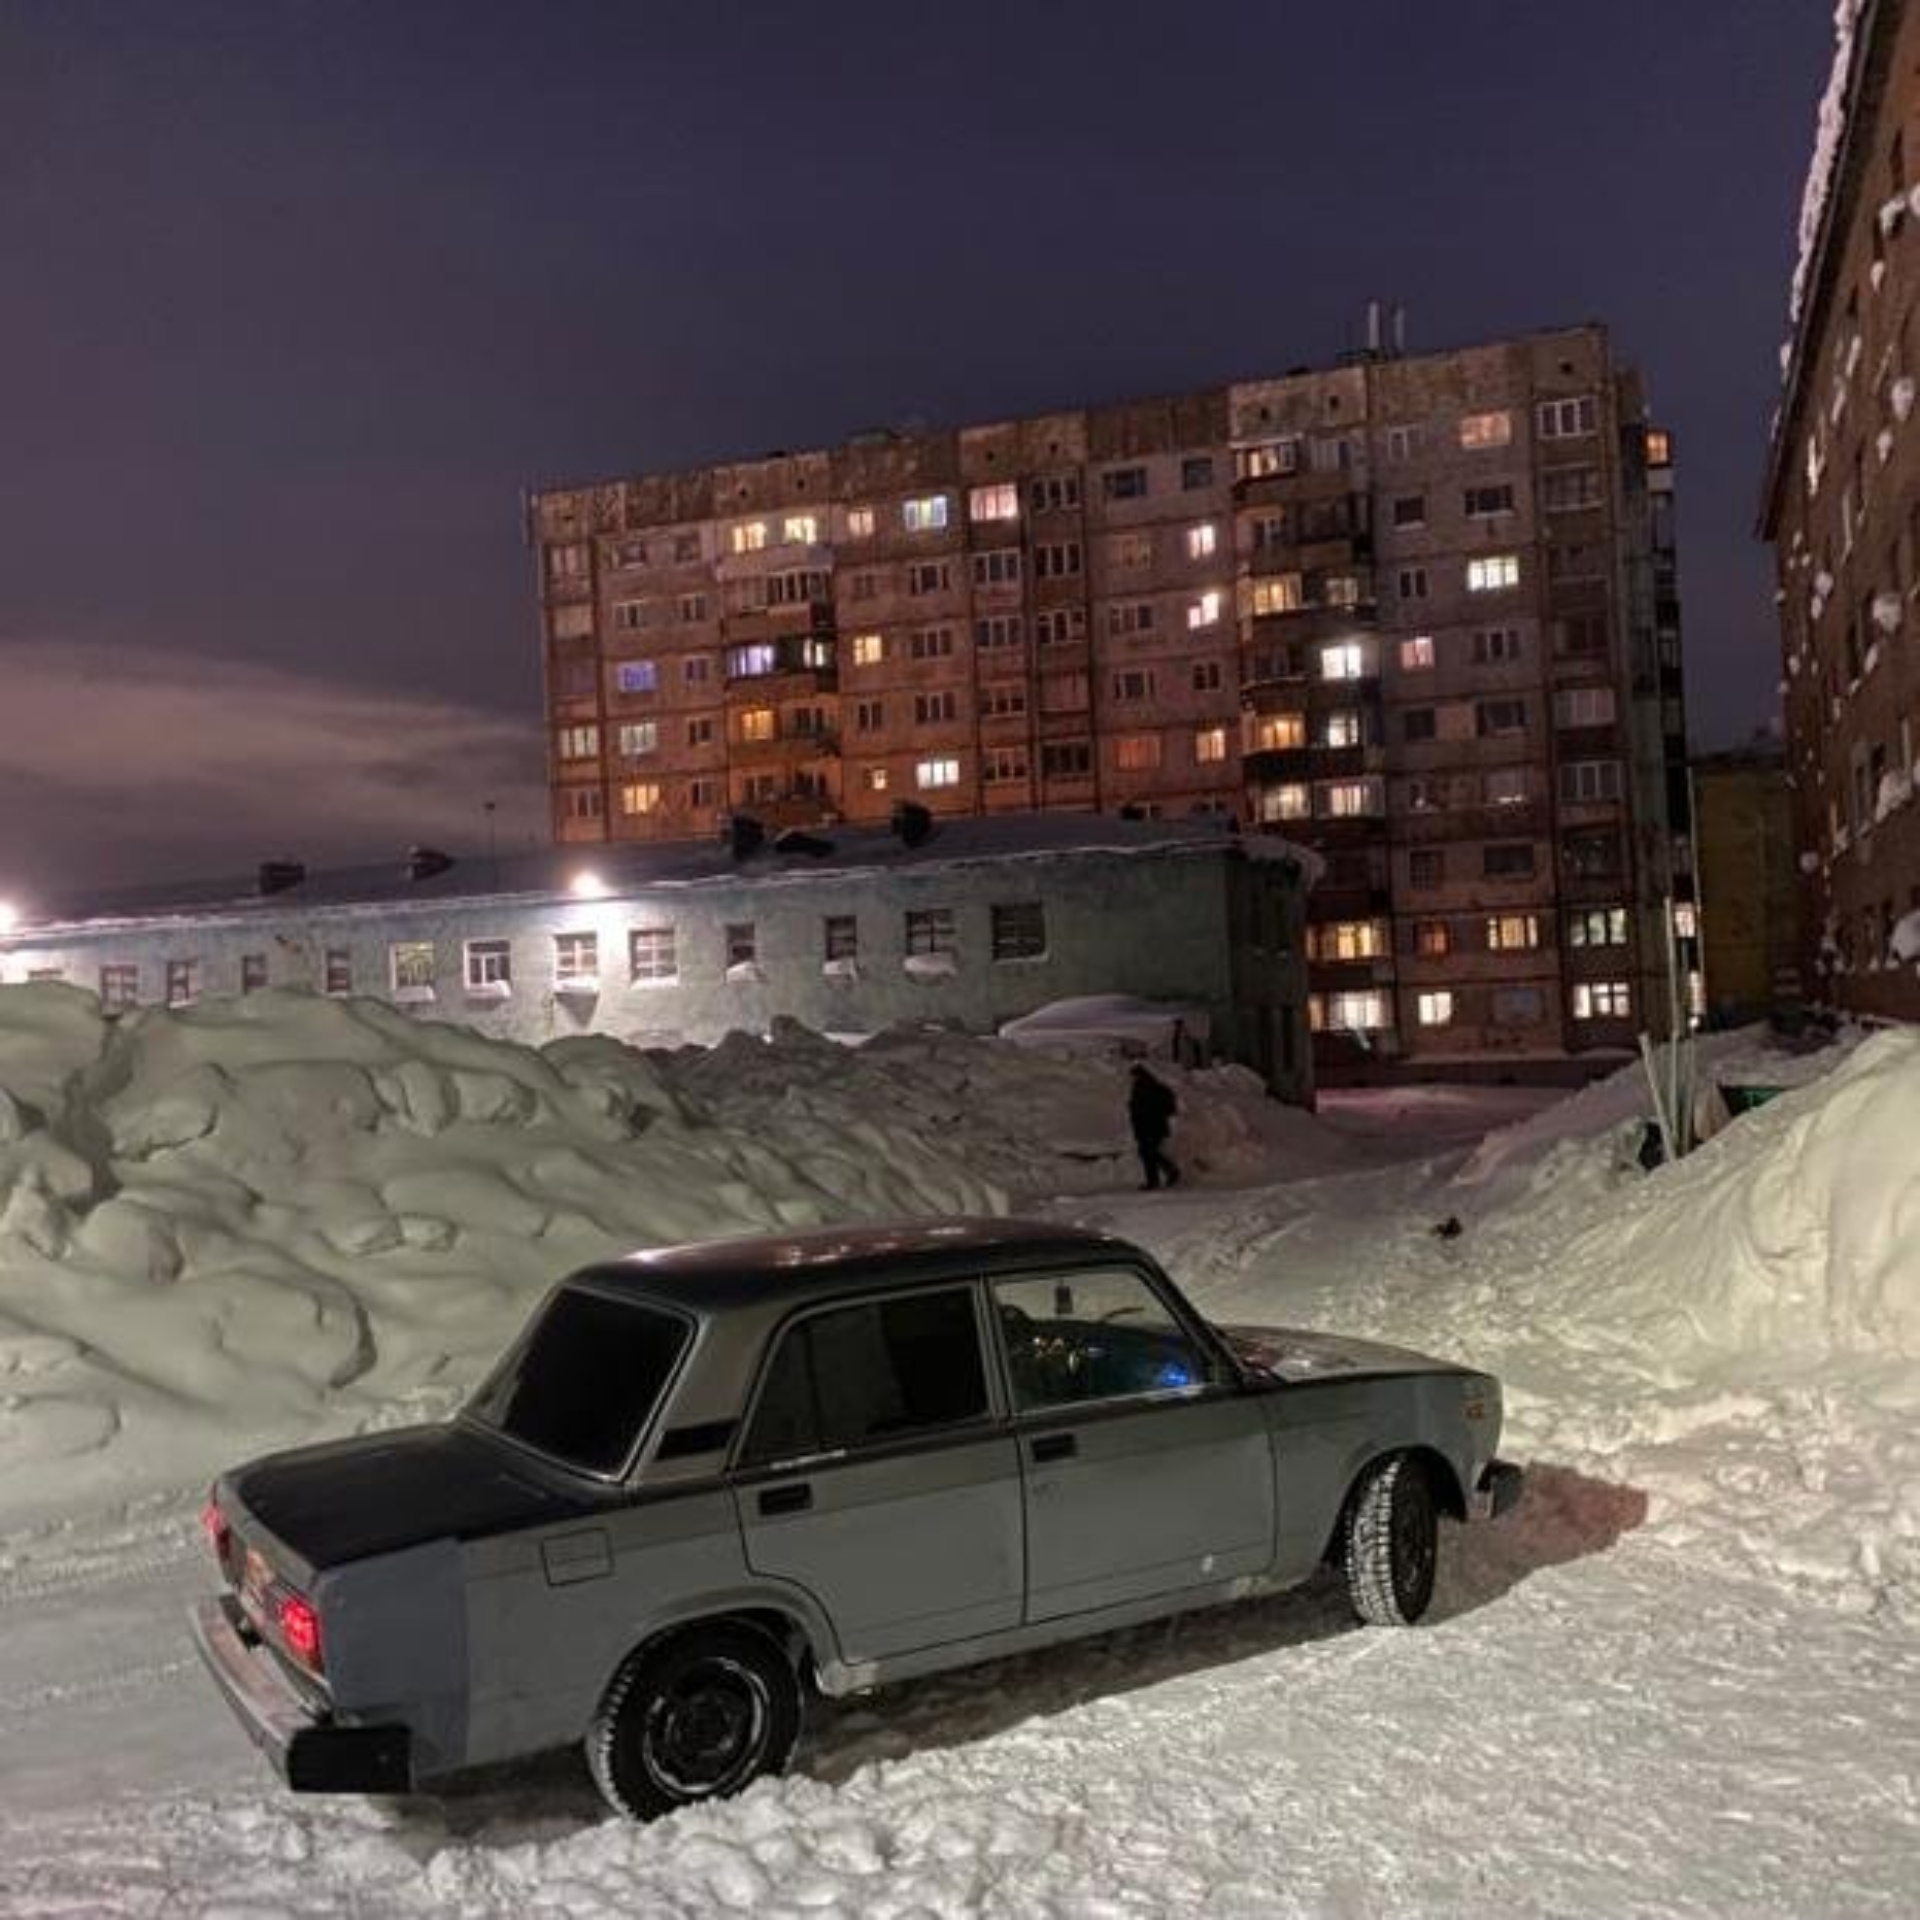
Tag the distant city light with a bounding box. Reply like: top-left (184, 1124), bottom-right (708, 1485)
top-left (569, 871), bottom-right (610, 899)
top-left (0, 899), bottom-right (19, 936)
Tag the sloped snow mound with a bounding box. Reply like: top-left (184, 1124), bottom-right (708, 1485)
top-left (0, 986), bottom-right (1002, 1532)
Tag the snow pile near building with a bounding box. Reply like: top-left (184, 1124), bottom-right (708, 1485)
top-left (0, 986), bottom-right (1354, 1540)
top-left (1248, 1029), bottom-right (1920, 1616)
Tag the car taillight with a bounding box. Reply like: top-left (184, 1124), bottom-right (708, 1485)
top-left (278, 1593), bottom-right (323, 1670)
top-left (200, 1498), bottom-right (229, 1561)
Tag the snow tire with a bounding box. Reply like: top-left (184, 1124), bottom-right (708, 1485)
top-left (586, 1621), bottom-right (802, 1821)
top-left (1341, 1451), bottom-right (1438, 1627)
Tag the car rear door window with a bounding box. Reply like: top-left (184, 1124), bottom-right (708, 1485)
top-left (993, 1268), bottom-right (1214, 1412)
top-left (742, 1288), bottom-right (987, 1465)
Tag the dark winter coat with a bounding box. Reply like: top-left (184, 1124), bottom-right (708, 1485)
top-left (1127, 1068), bottom-right (1177, 1145)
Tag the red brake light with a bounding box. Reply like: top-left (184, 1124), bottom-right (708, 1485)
top-left (278, 1593), bottom-right (322, 1668)
top-left (200, 1499), bottom-right (229, 1557)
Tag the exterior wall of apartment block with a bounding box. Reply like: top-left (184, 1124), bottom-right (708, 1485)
top-left (1764, 0), bottom-right (1920, 1021)
top-left (533, 325), bottom-right (1691, 1082)
top-left (0, 825), bottom-right (1314, 1103)
top-left (1693, 747), bottom-right (1805, 1026)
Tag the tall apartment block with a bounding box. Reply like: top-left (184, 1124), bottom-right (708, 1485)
top-left (531, 322), bottom-right (1691, 1081)
top-left (1763, 0), bottom-right (1920, 1020)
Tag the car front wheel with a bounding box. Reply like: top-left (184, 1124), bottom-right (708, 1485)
top-left (587, 1621), bottom-right (802, 1820)
top-left (1341, 1451), bottom-right (1438, 1626)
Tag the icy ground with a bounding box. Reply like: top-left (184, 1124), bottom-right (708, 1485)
top-left (0, 988), bottom-right (1916, 1916)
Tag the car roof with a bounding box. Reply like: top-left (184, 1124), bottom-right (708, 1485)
top-left (565, 1216), bottom-right (1145, 1316)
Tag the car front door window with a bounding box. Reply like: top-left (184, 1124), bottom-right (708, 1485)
top-left (992, 1268), bottom-right (1212, 1413)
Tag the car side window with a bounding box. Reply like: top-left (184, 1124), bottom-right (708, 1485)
top-left (741, 1286), bottom-right (989, 1465)
top-left (993, 1267), bottom-right (1212, 1414)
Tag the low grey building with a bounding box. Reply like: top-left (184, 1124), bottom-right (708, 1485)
top-left (0, 814), bottom-right (1314, 1101)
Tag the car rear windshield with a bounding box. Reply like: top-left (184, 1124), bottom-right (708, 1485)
top-left (465, 1286), bottom-right (690, 1476)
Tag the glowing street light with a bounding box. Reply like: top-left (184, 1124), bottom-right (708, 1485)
top-left (569, 870), bottom-right (610, 900)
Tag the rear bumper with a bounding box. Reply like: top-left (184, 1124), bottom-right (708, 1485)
top-left (1469, 1460), bottom-right (1524, 1521)
top-left (189, 1594), bottom-right (412, 1794)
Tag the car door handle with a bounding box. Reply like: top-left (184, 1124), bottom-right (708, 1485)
top-left (1030, 1432), bottom-right (1077, 1464)
top-left (758, 1482), bottom-right (813, 1516)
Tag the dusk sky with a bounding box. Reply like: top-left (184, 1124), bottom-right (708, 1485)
top-left (2, 1), bottom-right (1831, 897)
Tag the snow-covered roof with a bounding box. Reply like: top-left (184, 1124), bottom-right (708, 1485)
top-left (14, 813), bottom-right (1307, 937)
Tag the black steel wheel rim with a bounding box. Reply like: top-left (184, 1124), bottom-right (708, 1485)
top-left (1392, 1478), bottom-right (1435, 1602)
top-left (640, 1657), bottom-right (770, 1798)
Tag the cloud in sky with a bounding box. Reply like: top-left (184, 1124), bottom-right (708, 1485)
top-left (0, 640), bottom-right (547, 900)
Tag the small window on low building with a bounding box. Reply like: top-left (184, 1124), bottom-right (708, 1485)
top-left (725, 922), bottom-right (758, 969)
top-left (99, 963), bottom-right (139, 1010)
top-left (904, 908), bottom-right (956, 956)
top-left (991, 901), bottom-right (1047, 961)
top-left (465, 939), bottom-right (512, 992)
top-left (324, 949), bottom-right (352, 995)
top-left (240, 953), bottom-right (269, 994)
top-left (165, 958), bottom-right (199, 1006)
top-left (824, 915), bottom-right (858, 962)
top-left (630, 926), bottom-right (677, 983)
top-left (391, 941), bottom-right (436, 996)
top-left (554, 931), bottom-right (599, 987)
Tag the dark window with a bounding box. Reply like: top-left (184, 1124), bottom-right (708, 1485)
top-left (1402, 707), bottom-right (1437, 743)
top-left (240, 954), bottom-right (269, 994)
top-left (1181, 455), bottom-right (1215, 490)
top-left (466, 1287), bottom-right (689, 1476)
top-left (1409, 850), bottom-right (1444, 888)
top-left (823, 915), bottom-right (858, 961)
top-left (1103, 466), bottom-right (1149, 500)
top-left (1041, 741), bottom-right (1093, 779)
top-left (1392, 494), bottom-right (1426, 528)
top-left (1464, 483), bottom-right (1516, 517)
top-left (741, 1288), bottom-right (988, 1464)
top-left (991, 901), bottom-right (1047, 960)
top-left (905, 907), bottom-right (956, 955)
top-left (726, 923), bottom-right (757, 968)
top-left (1563, 830), bottom-right (1621, 878)
top-left (1483, 843), bottom-right (1537, 878)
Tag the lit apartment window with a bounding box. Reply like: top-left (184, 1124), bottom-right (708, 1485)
top-left (1467, 554), bottom-right (1521, 593)
top-left (1569, 907), bottom-right (1628, 947)
top-left (1237, 440), bottom-right (1297, 479)
top-left (851, 632), bottom-right (885, 666)
top-left (1311, 990), bottom-right (1390, 1032)
top-left (738, 707), bottom-right (775, 743)
top-left (620, 781), bottom-right (662, 815)
top-left (1560, 760), bottom-right (1623, 804)
top-left (725, 923), bottom-right (757, 970)
top-left (464, 939), bottom-right (512, 992)
top-left (1416, 991), bottom-right (1454, 1027)
top-left (845, 505), bottom-right (876, 538)
top-left (905, 907), bottom-right (956, 955)
top-left (1318, 778), bottom-right (1383, 818)
top-left (323, 950), bottom-right (352, 995)
top-left (859, 765), bottom-right (890, 792)
top-left (970, 483), bottom-right (1019, 522)
top-left (730, 520), bottom-right (768, 554)
top-left (390, 942), bottom-right (436, 995)
top-left (1415, 920), bottom-right (1451, 957)
top-left (557, 724), bottom-right (600, 760)
top-left (1538, 395), bottom-right (1599, 440)
top-left (1572, 980), bottom-right (1632, 1020)
top-left (1458, 410), bottom-right (1512, 450)
top-left (1248, 711), bottom-right (1306, 752)
top-left (1319, 642), bottom-right (1365, 681)
top-left (240, 954), bottom-right (269, 994)
top-left (1256, 782), bottom-right (1311, 822)
top-left (1250, 575), bottom-right (1304, 616)
top-left (727, 642), bottom-right (777, 678)
top-left (614, 661), bottom-right (658, 697)
top-left (554, 932), bottom-right (599, 987)
top-left (616, 721), bottom-right (658, 757)
top-left (783, 513), bottom-right (818, 545)
top-left (1194, 725), bottom-right (1228, 764)
top-left (165, 959), bottom-right (199, 1006)
top-left (1112, 669), bottom-right (1156, 701)
top-left (1555, 686), bottom-right (1617, 727)
top-left (1187, 589), bottom-right (1224, 629)
top-left (1315, 920), bottom-right (1388, 961)
top-left (1187, 522), bottom-right (1219, 560)
top-left (1399, 634), bottom-right (1435, 671)
top-left (902, 494), bottom-right (949, 532)
top-left (917, 756), bottom-right (961, 789)
top-left (1323, 709), bottom-right (1362, 748)
top-left (972, 549), bottom-right (1022, 587)
top-left (1486, 914), bottom-right (1540, 952)
top-left (1115, 734), bottom-right (1162, 771)
top-left (1324, 574), bottom-right (1361, 608)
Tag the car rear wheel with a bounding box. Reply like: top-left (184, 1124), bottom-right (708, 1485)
top-left (587, 1621), bottom-right (802, 1820)
top-left (1341, 1451), bottom-right (1438, 1626)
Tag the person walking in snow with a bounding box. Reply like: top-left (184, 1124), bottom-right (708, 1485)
top-left (1127, 1063), bottom-right (1180, 1191)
